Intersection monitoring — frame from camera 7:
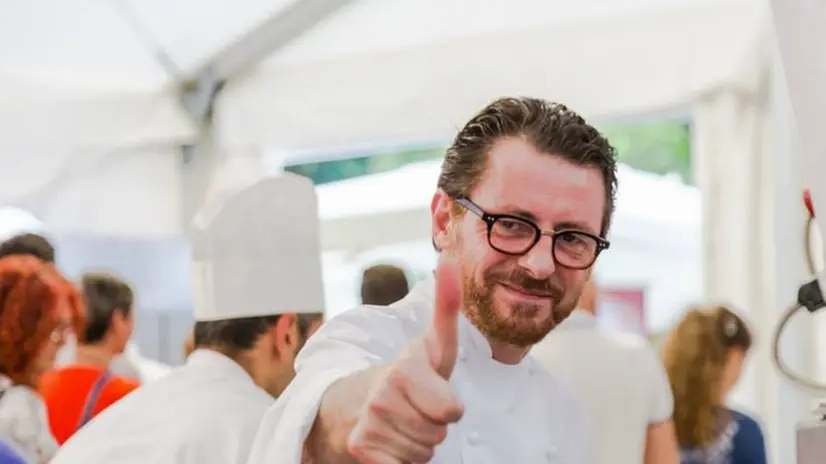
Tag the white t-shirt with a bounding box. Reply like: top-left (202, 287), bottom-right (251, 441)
top-left (531, 310), bottom-right (674, 464)
top-left (246, 277), bottom-right (593, 464)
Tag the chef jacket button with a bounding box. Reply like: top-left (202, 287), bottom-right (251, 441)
top-left (458, 348), bottom-right (468, 363)
top-left (545, 446), bottom-right (559, 462)
top-left (466, 430), bottom-right (480, 446)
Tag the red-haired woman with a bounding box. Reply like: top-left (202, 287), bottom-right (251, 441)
top-left (0, 255), bottom-right (84, 463)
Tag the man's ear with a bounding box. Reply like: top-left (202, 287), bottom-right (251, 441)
top-left (431, 190), bottom-right (455, 252)
top-left (111, 309), bottom-right (129, 334)
top-left (272, 314), bottom-right (298, 358)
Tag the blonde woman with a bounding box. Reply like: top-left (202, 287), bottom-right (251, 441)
top-left (663, 306), bottom-right (766, 464)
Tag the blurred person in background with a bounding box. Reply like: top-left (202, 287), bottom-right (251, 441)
top-left (532, 279), bottom-right (679, 464)
top-left (663, 306), bottom-right (766, 464)
top-left (360, 264), bottom-right (410, 306)
top-left (0, 234), bottom-right (55, 264)
top-left (0, 232), bottom-right (152, 384)
top-left (51, 173), bottom-right (326, 464)
top-left (0, 233), bottom-right (78, 372)
top-left (0, 255), bottom-right (84, 464)
top-left (39, 273), bottom-right (139, 444)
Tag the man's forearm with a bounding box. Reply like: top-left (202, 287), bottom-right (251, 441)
top-left (303, 366), bottom-right (387, 464)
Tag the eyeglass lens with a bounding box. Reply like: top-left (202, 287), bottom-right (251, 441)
top-left (489, 217), bottom-right (598, 268)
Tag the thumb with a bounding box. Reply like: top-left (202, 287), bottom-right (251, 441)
top-left (425, 256), bottom-right (461, 379)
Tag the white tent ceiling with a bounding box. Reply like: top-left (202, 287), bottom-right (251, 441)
top-left (219, 0), bottom-right (766, 151)
top-left (0, 0), bottom-right (766, 152)
top-left (0, 0), bottom-right (768, 238)
top-left (0, 0), bottom-right (304, 87)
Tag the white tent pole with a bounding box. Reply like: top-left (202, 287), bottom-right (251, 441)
top-left (177, 0), bottom-right (358, 229)
top-left (186, 0), bottom-right (357, 83)
top-left (180, 0), bottom-right (360, 124)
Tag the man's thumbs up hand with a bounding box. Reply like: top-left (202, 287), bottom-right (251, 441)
top-left (347, 257), bottom-right (465, 464)
top-left (425, 257), bottom-right (461, 379)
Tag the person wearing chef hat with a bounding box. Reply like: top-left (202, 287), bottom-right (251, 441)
top-left (49, 172), bottom-right (326, 464)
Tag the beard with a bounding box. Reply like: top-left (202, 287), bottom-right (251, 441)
top-left (461, 261), bottom-right (579, 348)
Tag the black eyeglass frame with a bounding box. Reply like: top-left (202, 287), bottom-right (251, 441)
top-left (454, 197), bottom-right (610, 270)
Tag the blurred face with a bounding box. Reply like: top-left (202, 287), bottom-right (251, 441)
top-left (30, 315), bottom-right (73, 383)
top-left (432, 138), bottom-right (606, 347)
top-left (720, 347), bottom-right (747, 398)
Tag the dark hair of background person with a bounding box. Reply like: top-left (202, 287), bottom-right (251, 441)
top-left (0, 233), bottom-right (55, 263)
top-left (662, 305), bottom-right (752, 447)
top-left (81, 272), bottom-right (134, 344)
top-left (360, 264), bottom-right (410, 306)
top-left (0, 255), bottom-right (85, 387)
top-left (437, 97), bottom-right (618, 237)
top-left (193, 313), bottom-right (323, 359)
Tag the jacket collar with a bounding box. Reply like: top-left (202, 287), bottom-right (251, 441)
top-left (187, 349), bottom-right (255, 382)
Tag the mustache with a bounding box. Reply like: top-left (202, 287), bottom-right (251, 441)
top-left (485, 268), bottom-right (563, 301)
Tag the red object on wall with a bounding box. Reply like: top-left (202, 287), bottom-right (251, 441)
top-left (804, 189), bottom-right (816, 218)
top-left (596, 288), bottom-right (647, 336)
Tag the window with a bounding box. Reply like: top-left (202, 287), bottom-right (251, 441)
top-left (599, 121), bottom-right (692, 183)
top-left (285, 147), bottom-right (443, 185)
top-left (285, 121), bottom-right (691, 185)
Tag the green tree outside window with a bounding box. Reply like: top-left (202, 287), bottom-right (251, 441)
top-left (285, 122), bottom-right (692, 185)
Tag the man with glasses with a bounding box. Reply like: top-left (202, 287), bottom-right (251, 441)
top-left (247, 97), bottom-right (616, 464)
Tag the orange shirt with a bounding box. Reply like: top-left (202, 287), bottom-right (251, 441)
top-left (39, 366), bottom-right (140, 444)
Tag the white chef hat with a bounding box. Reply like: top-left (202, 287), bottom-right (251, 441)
top-left (189, 171), bottom-right (325, 322)
top-left (0, 207), bottom-right (49, 242)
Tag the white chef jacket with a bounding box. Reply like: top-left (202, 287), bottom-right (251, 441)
top-left (51, 349), bottom-right (274, 464)
top-left (531, 310), bottom-right (674, 464)
top-left (246, 277), bottom-right (592, 464)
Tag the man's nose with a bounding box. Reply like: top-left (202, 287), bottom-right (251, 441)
top-left (516, 235), bottom-right (556, 278)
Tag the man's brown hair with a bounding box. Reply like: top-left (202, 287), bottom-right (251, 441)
top-left (438, 97), bottom-right (618, 235)
top-left (0, 233), bottom-right (55, 263)
top-left (81, 272), bottom-right (134, 344)
top-left (361, 264), bottom-right (410, 306)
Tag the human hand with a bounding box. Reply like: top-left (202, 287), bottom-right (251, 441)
top-left (347, 257), bottom-right (464, 463)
